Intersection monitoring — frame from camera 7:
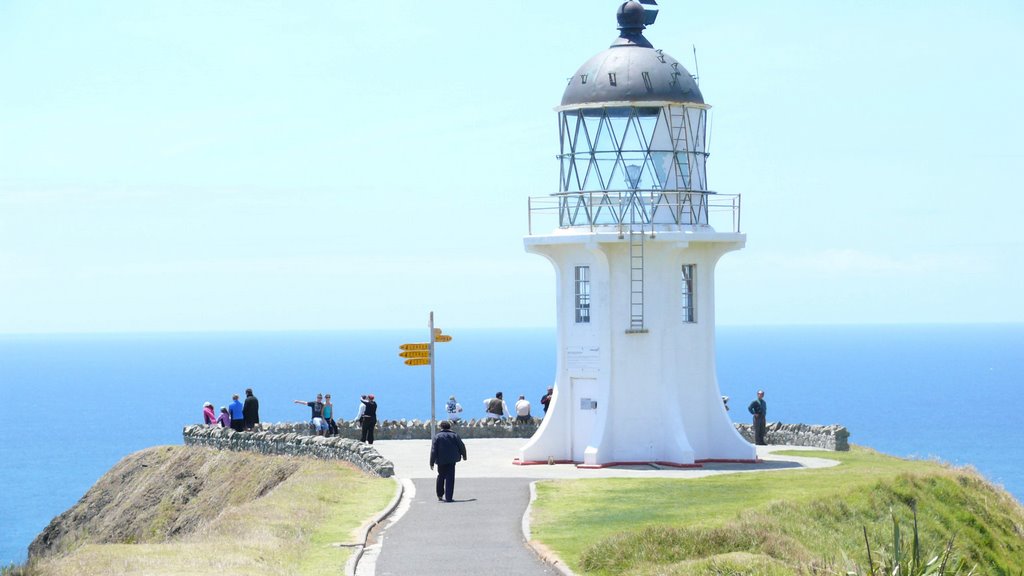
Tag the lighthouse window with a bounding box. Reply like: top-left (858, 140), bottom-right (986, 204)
top-left (575, 266), bottom-right (591, 323)
top-left (681, 264), bottom-right (696, 323)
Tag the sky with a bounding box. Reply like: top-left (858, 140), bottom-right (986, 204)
top-left (1, 1), bottom-right (1022, 333)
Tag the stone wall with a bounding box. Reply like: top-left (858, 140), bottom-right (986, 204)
top-left (181, 425), bottom-right (396, 477)
top-left (184, 420), bottom-right (848, 471)
top-left (261, 418), bottom-right (542, 440)
top-left (734, 422), bottom-right (850, 451)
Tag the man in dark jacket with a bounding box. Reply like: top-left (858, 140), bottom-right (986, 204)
top-left (242, 388), bottom-right (260, 431)
top-left (359, 394), bottom-right (378, 444)
top-left (747, 389), bottom-right (767, 446)
top-left (540, 387), bottom-right (553, 414)
top-left (429, 420), bottom-right (467, 502)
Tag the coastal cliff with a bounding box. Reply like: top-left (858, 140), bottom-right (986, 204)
top-left (22, 445), bottom-right (395, 575)
top-left (29, 446), bottom-right (302, 559)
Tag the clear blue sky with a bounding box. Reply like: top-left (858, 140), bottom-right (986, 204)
top-left (1, 1), bottom-right (1021, 333)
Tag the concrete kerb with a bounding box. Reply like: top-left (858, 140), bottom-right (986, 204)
top-left (345, 477), bottom-right (405, 576)
top-left (523, 480), bottom-right (576, 576)
top-left (353, 441), bottom-right (842, 575)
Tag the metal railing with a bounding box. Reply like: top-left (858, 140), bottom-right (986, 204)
top-left (527, 190), bottom-right (741, 235)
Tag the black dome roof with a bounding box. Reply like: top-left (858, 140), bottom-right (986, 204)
top-left (560, 1), bottom-right (703, 107)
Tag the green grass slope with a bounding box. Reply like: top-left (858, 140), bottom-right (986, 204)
top-left (531, 447), bottom-right (1024, 575)
top-left (12, 445), bottom-right (395, 576)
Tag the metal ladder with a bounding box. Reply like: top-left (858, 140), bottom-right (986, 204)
top-left (628, 226), bottom-right (646, 332)
top-left (669, 106), bottom-right (706, 224)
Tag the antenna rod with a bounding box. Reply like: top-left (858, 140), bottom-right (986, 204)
top-left (692, 44), bottom-right (700, 86)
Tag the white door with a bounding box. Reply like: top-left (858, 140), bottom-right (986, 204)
top-left (571, 377), bottom-right (597, 461)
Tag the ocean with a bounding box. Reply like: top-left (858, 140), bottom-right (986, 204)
top-left (1, 324), bottom-right (1021, 565)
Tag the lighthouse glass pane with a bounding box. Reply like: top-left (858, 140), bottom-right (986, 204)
top-left (576, 157), bottom-right (598, 191)
top-left (582, 114), bottom-right (602, 152)
top-left (594, 118), bottom-right (617, 156)
top-left (681, 264), bottom-right (696, 323)
top-left (676, 153), bottom-right (691, 189)
top-left (636, 113), bottom-right (658, 146)
top-left (561, 157), bottom-right (575, 191)
top-left (575, 266), bottom-right (591, 323)
top-left (650, 151), bottom-right (673, 189)
top-left (594, 152), bottom-right (618, 190)
top-left (620, 117), bottom-right (645, 154)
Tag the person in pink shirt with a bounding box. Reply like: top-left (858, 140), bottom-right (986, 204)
top-left (202, 402), bottom-right (217, 426)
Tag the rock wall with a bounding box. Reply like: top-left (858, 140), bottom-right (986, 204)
top-left (734, 422), bottom-right (850, 451)
top-left (259, 418), bottom-right (543, 439)
top-left (181, 425), bottom-right (395, 477)
top-left (189, 419), bottom-right (848, 452)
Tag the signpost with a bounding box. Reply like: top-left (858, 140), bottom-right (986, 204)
top-left (398, 311), bottom-right (453, 438)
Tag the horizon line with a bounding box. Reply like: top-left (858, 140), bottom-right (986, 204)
top-left (1, 320), bottom-right (1022, 338)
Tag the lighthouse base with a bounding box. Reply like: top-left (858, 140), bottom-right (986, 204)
top-left (517, 230), bottom-right (756, 467)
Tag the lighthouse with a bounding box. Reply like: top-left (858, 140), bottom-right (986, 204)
top-left (518, 1), bottom-right (755, 467)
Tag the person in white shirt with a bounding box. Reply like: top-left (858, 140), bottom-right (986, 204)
top-left (515, 395), bottom-right (532, 424)
top-left (483, 392), bottom-right (511, 420)
top-left (446, 395), bottom-right (464, 422)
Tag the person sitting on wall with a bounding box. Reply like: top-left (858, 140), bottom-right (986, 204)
top-left (323, 393), bottom-right (338, 437)
top-left (293, 394), bottom-right (327, 436)
top-left (446, 395), bottom-right (463, 422)
top-left (483, 392), bottom-right (511, 420)
top-left (202, 402), bottom-right (217, 426)
top-left (217, 406), bottom-right (231, 428)
top-left (515, 395), bottom-right (532, 424)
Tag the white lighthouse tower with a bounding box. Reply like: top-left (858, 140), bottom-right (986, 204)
top-left (518, 1), bottom-right (755, 467)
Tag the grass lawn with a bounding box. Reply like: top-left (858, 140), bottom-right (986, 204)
top-left (22, 449), bottom-right (396, 576)
top-left (530, 447), bottom-right (1024, 575)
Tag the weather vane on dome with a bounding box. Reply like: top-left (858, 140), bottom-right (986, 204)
top-left (637, 0), bottom-right (659, 26)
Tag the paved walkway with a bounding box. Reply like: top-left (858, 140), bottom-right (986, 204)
top-left (372, 477), bottom-right (557, 576)
top-left (356, 439), bottom-right (839, 575)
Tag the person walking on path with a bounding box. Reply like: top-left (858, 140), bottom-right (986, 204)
top-left (359, 394), bottom-right (378, 444)
top-left (228, 394), bottom-right (245, 432)
top-left (429, 420), bottom-right (467, 502)
top-left (483, 391), bottom-right (511, 420)
top-left (515, 395), bottom-right (532, 424)
top-left (294, 394), bottom-right (327, 436)
top-left (242, 388), bottom-right (259, 431)
top-left (748, 389), bottom-right (767, 446)
top-left (540, 386), bottom-right (553, 414)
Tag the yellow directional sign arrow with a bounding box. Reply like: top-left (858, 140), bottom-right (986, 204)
top-left (434, 335), bottom-right (452, 343)
top-left (399, 350), bottom-right (430, 359)
top-left (404, 358), bottom-right (431, 366)
top-left (399, 343), bottom-right (430, 351)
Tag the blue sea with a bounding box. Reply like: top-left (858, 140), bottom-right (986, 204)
top-left (1, 325), bottom-right (1021, 565)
